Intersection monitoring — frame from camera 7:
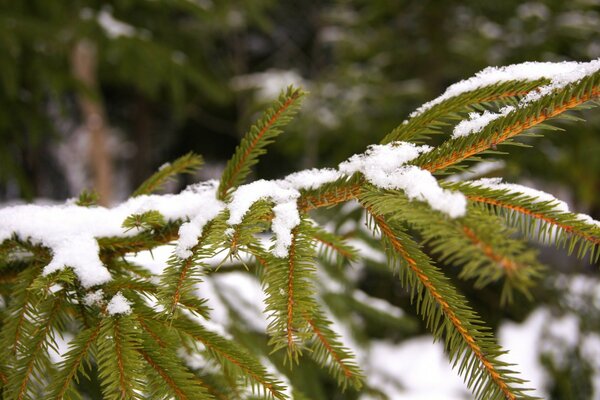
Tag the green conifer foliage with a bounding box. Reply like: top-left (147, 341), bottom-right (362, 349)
top-left (0, 60), bottom-right (599, 400)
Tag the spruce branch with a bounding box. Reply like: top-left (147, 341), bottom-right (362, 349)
top-left (218, 86), bottom-right (305, 200)
top-left (303, 309), bottom-right (363, 390)
top-left (262, 220), bottom-right (318, 362)
top-left (371, 187), bottom-right (543, 300)
top-left (361, 194), bottom-right (533, 400)
top-left (7, 294), bottom-right (66, 400)
top-left (381, 80), bottom-right (546, 144)
top-left (172, 318), bottom-right (288, 400)
top-left (308, 224), bottom-right (359, 265)
top-left (414, 76), bottom-right (600, 173)
top-left (1, 59), bottom-right (600, 400)
top-left (139, 347), bottom-right (212, 400)
top-left (454, 182), bottom-right (600, 263)
top-left (132, 153), bottom-right (204, 197)
top-left (97, 316), bottom-right (145, 400)
top-left (46, 323), bottom-right (101, 399)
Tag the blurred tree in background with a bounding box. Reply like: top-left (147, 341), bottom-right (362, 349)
top-left (1, 1), bottom-right (599, 399)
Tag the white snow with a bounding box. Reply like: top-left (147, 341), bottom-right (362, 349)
top-left (452, 106), bottom-right (515, 138)
top-left (83, 289), bottom-right (105, 307)
top-left (576, 213), bottom-right (600, 228)
top-left (175, 195), bottom-right (225, 259)
top-left (471, 178), bottom-right (570, 211)
top-left (97, 9), bottom-right (136, 39)
top-left (282, 168), bottom-right (342, 190)
top-left (226, 180), bottom-right (301, 258)
top-left (340, 143), bottom-right (467, 218)
top-left (445, 160), bottom-right (506, 183)
top-left (470, 178), bottom-right (600, 228)
top-left (271, 202), bottom-right (301, 258)
top-left (0, 181), bottom-right (220, 287)
top-left (49, 331), bottom-right (75, 364)
top-left (213, 272), bottom-right (268, 332)
top-left (498, 309), bottom-right (548, 398)
top-left (362, 337), bottom-right (469, 400)
top-left (520, 59), bottom-right (600, 104)
top-left (107, 292), bottom-right (132, 315)
top-left (409, 59), bottom-right (600, 119)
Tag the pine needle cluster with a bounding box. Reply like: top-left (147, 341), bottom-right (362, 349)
top-left (0, 63), bottom-right (599, 400)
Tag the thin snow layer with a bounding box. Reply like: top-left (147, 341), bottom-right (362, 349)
top-left (282, 168), bottom-right (342, 190)
top-left (445, 160), bottom-right (505, 183)
top-left (176, 193), bottom-right (225, 259)
top-left (452, 106), bottom-right (515, 138)
top-left (227, 180), bottom-right (301, 258)
top-left (83, 289), bottom-right (105, 307)
top-left (340, 143), bottom-right (467, 218)
top-left (521, 58), bottom-right (600, 104)
top-left (409, 59), bottom-right (600, 118)
top-left (107, 292), bottom-right (132, 315)
top-left (471, 178), bottom-right (600, 227)
top-left (0, 181), bottom-right (220, 287)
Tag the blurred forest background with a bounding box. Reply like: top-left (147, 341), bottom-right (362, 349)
top-left (1, 0), bottom-right (600, 399)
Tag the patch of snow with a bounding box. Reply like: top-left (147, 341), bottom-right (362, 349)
top-left (340, 142), bottom-right (467, 218)
top-left (283, 168), bottom-right (342, 190)
top-left (49, 331), bottom-right (75, 364)
top-left (498, 308), bottom-right (549, 398)
top-left (107, 292), bottom-right (132, 315)
top-left (213, 272), bottom-right (268, 332)
top-left (452, 106), bottom-right (515, 138)
top-left (353, 290), bottom-right (404, 318)
top-left (409, 59), bottom-right (600, 119)
top-left (125, 245), bottom-right (173, 275)
top-left (363, 337), bottom-right (469, 400)
top-left (0, 181), bottom-right (220, 287)
top-left (84, 289), bottom-right (105, 307)
top-left (227, 180), bottom-right (300, 258)
top-left (470, 178), bottom-right (570, 212)
top-left (178, 347), bottom-right (207, 370)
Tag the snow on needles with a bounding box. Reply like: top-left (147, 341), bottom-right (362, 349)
top-left (471, 178), bottom-right (600, 228)
top-left (0, 142), bottom-right (469, 287)
top-left (107, 292), bottom-right (132, 315)
top-left (339, 143), bottom-right (467, 218)
top-left (0, 181), bottom-right (221, 287)
top-left (409, 58), bottom-right (600, 119)
top-left (226, 180), bottom-right (301, 258)
top-left (452, 106), bottom-right (515, 138)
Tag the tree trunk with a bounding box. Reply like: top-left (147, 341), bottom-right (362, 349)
top-left (71, 39), bottom-right (113, 206)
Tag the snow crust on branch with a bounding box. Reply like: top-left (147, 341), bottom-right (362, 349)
top-left (452, 106), bottom-right (515, 138)
top-left (0, 142), bottom-right (470, 287)
top-left (339, 143), bottom-right (467, 218)
top-left (409, 58), bottom-right (600, 119)
top-left (226, 180), bottom-right (301, 258)
top-left (471, 178), bottom-right (600, 228)
top-left (0, 181), bottom-right (221, 287)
